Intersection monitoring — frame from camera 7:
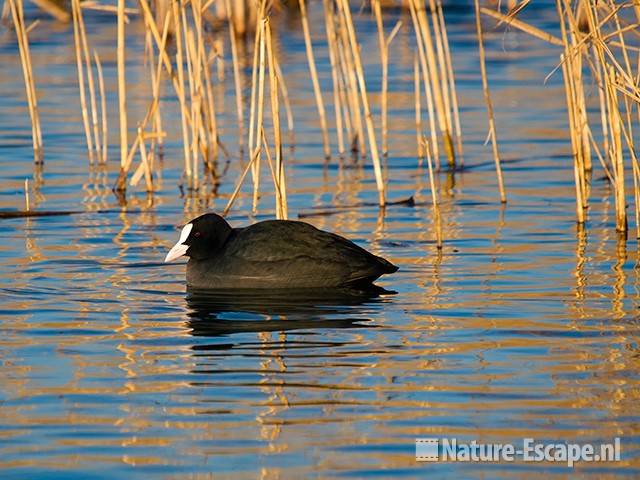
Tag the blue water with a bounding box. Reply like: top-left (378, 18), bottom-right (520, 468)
top-left (1, 2), bottom-right (639, 478)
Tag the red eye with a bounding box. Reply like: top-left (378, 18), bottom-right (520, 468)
top-left (194, 231), bottom-right (201, 238)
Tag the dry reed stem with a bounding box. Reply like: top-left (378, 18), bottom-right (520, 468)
top-left (25, 18), bottom-right (40, 35)
top-left (299, 0), bottom-right (331, 159)
top-left (252, 17), bottom-right (267, 213)
top-left (335, 49), bottom-right (354, 151)
top-left (480, 7), bottom-right (563, 46)
top-left (202, 49), bottom-right (218, 167)
top-left (247, 0), bottom-right (266, 165)
top-left (429, 0), bottom-right (452, 136)
top-left (335, 8), bottom-right (365, 156)
top-left (474, 0), bottom-right (506, 203)
top-left (373, 0), bottom-right (402, 158)
top-left (9, 0), bottom-right (43, 163)
top-left (557, 0), bottom-right (586, 224)
top-left (593, 48), bottom-right (610, 163)
top-left (607, 65), bottom-right (627, 233)
top-left (408, 0), bottom-right (439, 168)
top-left (24, 178), bottom-right (30, 211)
top-left (337, 0), bottom-right (385, 206)
top-left (561, 54), bottom-right (586, 223)
top-left (30, 0), bottom-right (70, 22)
top-left (323, 0), bottom-right (345, 155)
top-left (423, 138), bottom-right (442, 249)
top-left (71, 0), bottom-right (93, 160)
top-left (184, 0), bottom-right (207, 191)
top-left (148, 41), bottom-right (164, 155)
top-left (437, 1), bottom-right (463, 164)
top-left (620, 95), bottom-right (640, 238)
top-left (75, 0), bottom-right (101, 161)
top-left (130, 13), bottom-right (170, 188)
top-left (116, 0), bottom-right (127, 189)
top-left (94, 50), bottom-right (108, 164)
top-left (274, 58), bottom-right (294, 146)
top-left (265, 20), bottom-right (288, 219)
top-left (17, 0), bottom-right (42, 156)
top-left (563, 2), bottom-right (591, 173)
top-left (372, 0), bottom-right (386, 155)
top-left (137, 126), bottom-right (153, 191)
top-left (231, 0), bottom-right (246, 36)
top-left (172, 0), bottom-right (192, 188)
top-left (223, 147), bottom-right (261, 216)
top-left (411, 0), bottom-right (454, 167)
top-left (414, 55), bottom-right (423, 160)
top-left (261, 130), bottom-right (288, 219)
top-left (224, 0), bottom-right (244, 152)
top-left (186, 34), bottom-right (200, 191)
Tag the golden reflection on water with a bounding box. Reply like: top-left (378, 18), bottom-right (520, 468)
top-left (1, 5), bottom-right (640, 479)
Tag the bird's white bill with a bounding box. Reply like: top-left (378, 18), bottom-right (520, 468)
top-left (164, 223), bottom-right (193, 262)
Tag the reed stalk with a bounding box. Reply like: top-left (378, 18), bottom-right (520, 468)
top-left (247, 0), bottom-right (266, 168)
top-left (410, 0), bottom-right (454, 167)
top-left (429, 0), bottom-right (452, 138)
top-left (75, 0), bottom-right (101, 162)
top-left (557, 0), bottom-right (587, 224)
top-left (423, 138), bottom-right (442, 249)
top-left (337, 0), bottom-right (385, 206)
top-left (265, 20), bottom-right (288, 219)
top-left (474, 0), bottom-right (506, 203)
top-left (115, 0), bottom-right (128, 190)
top-left (408, 0), bottom-right (439, 168)
top-left (129, 12), bottom-right (170, 188)
top-left (24, 178), bottom-right (30, 211)
top-left (372, 0), bottom-right (386, 156)
top-left (414, 55), bottom-right (423, 160)
top-left (335, 21), bottom-right (364, 156)
top-left (252, 17), bottom-right (267, 212)
top-left (437, 1), bottom-right (463, 164)
top-left (373, 1), bottom-right (402, 158)
top-left (71, 0), bottom-right (93, 160)
top-left (172, 0), bottom-right (192, 188)
top-left (137, 126), bottom-right (153, 192)
top-left (8, 0), bottom-right (42, 163)
top-left (607, 65), bottom-right (627, 233)
top-left (223, 147), bottom-right (261, 216)
top-left (94, 51), bottom-right (108, 164)
top-left (202, 49), bottom-right (218, 168)
top-left (224, 0), bottom-right (244, 152)
top-left (298, 0), bottom-right (331, 159)
top-left (147, 39), bottom-right (164, 158)
top-left (274, 58), bottom-right (295, 146)
top-left (323, 0), bottom-right (344, 156)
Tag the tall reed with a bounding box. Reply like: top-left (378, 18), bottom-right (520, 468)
top-left (474, 0), bottom-right (506, 203)
top-left (115, 0), bottom-right (127, 190)
top-left (409, 0), bottom-right (455, 168)
top-left (8, 0), bottom-right (43, 163)
top-left (299, 0), bottom-right (331, 159)
top-left (336, 0), bottom-right (385, 206)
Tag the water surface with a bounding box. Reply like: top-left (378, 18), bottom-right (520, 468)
top-left (1, 2), bottom-right (639, 478)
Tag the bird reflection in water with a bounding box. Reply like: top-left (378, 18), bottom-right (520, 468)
top-left (185, 286), bottom-right (396, 338)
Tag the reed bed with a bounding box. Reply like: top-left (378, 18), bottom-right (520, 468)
top-left (11, 0), bottom-right (640, 243)
top-left (482, 0), bottom-right (640, 236)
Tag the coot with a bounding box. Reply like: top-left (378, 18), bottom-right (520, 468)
top-left (164, 213), bottom-right (398, 289)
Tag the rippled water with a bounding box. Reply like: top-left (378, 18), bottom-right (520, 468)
top-left (1, 2), bottom-right (640, 478)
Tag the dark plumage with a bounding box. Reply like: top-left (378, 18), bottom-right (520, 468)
top-left (164, 213), bottom-right (398, 289)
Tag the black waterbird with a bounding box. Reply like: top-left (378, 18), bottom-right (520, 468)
top-left (165, 213), bottom-right (398, 289)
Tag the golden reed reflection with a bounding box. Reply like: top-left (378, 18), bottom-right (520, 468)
top-left (2, 6), bottom-right (640, 476)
